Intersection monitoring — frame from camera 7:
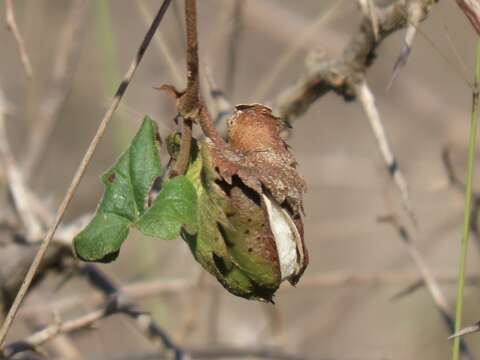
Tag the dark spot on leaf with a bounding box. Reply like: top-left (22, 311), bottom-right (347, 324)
top-left (248, 247), bottom-right (253, 253)
top-left (245, 229), bottom-right (250, 235)
top-left (247, 218), bottom-right (252, 223)
top-left (107, 173), bottom-right (116, 183)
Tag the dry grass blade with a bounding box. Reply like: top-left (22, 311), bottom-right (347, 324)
top-left (5, 0), bottom-right (33, 78)
top-left (0, 0), bottom-right (173, 347)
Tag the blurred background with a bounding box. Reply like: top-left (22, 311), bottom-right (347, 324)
top-left (1, 0), bottom-right (480, 359)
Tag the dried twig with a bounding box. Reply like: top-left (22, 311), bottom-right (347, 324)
top-left (80, 265), bottom-right (186, 359)
top-left (359, 0), bottom-right (379, 41)
top-left (354, 79), bottom-right (415, 224)
top-left (254, 0), bottom-right (345, 102)
top-left (3, 296), bottom-right (134, 358)
top-left (137, 1), bottom-right (183, 85)
top-left (111, 347), bottom-right (306, 360)
top-left (0, 106), bottom-right (74, 312)
top-left (18, 270), bottom-right (480, 321)
top-left (272, 1), bottom-right (436, 226)
top-left (0, 91), bottom-right (43, 241)
top-left (456, 0), bottom-right (480, 35)
top-left (224, 0), bottom-right (243, 97)
top-left (203, 66), bottom-right (233, 128)
top-left (22, 0), bottom-right (90, 178)
top-left (442, 146), bottom-right (480, 251)
top-left (5, 0), bottom-right (33, 78)
top-left (386, 1), bottom-right (430, 90)
top-left (175, 271), bottom-right (207, 341)
top-left (379, 214), bottom-right (474, 360)
top-left (0, 0), bottom-right (173, 347)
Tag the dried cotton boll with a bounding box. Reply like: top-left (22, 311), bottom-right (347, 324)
top-left (182, 104), bottom-right (308, 301)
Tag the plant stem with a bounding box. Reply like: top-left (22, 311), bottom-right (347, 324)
top-left (172, 0), bottom-right (226, 175)
top-left (0, 0), bottom-right (172, 348)
top-left (172, 0), bottom-right (198, 176)
top-left (182, 0), bottom-right (200, 115)
top-left (452, 37), bottom-right (480, 360)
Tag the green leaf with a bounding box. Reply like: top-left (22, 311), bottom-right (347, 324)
top-left (136, 176), bottom-right (198, 240)
top-left (73, 213), bottom-right (130, 262)
top-left (74, 116), bottom-right (162, 262)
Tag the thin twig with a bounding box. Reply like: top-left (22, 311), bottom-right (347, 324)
top-left (0, 0), bottom-right (173, 347)
top-left (379, 214), bottom-right (474, 360)
top-left (136, 1), bottom-right (183, 85)
top-left (254, 0), bottom-right (345, 102)
top-left (358, 0), bottom-right (379, 41)
top-left (224, 0), bottom-right (243, 97)
top-left (175, 271), bottom-right (206, 341)
top-left (5, 0), bottom-right (33, 78)
top-left (456, 0), bottom-right (480, 35)
top-left (22, 0), bottom-right (90, 178)
top-left (272, 1), bottom-right (437, 227)
top-left (81, 265), bottom-right (186, 359)
top-left (204, 65), bottom-right (233, 128)
top-left (18, 270), bottom-right (480, 321)
top-left (111, 347), bottom-right (306, 360)
top-left (442, 146), bottom-right (480, 249)
top-left (3, 296), bottom-right (127, 358)
top-left (0, 88), bottom-right (43, 241)
top-left (386, 1), bottom-right (427, 91)
top-left (355, 79), bottom-right (416, 225)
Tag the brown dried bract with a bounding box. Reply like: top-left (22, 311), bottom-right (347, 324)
top-left (206, 104), bottom-right (306, 215)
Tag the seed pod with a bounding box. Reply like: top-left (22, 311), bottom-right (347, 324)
top-left (183, 104), bottom-right (307, 301)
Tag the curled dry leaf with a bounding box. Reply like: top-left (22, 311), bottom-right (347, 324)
top-left (182, 104), bottom-right (308, 301)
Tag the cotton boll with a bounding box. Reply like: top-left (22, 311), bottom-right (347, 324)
top-left (262, 193), bottom-right (301, 281)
